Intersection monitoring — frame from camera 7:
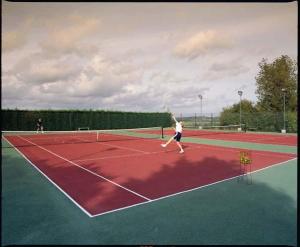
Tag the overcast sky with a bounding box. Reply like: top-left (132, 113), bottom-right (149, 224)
top-left (2, 1), bottom-right (297, 115)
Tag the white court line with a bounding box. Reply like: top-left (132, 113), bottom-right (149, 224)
top-left (91, 157), bottom-right (297, 217)
top-left (72, 142), bottom-right (250, 163)
top-left (164, 130), bottom-right (296, 146)
top-left (16, 131), bottom-right (296, 162)
top-left (2, 136), bottom-right (93, 217)
top-left (3, 135), bottom-right (297, 218)
top-left (16, 135), bottom-right (151, 200)
top-left (73, 141), bottom-right (296, 163)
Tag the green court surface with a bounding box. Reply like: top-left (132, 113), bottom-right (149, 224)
top-left (1, 136), bottom-right (297, 245)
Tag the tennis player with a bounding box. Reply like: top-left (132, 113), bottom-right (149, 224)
top-left (161, 114), bottom-right (184, 153)
top-left (36, 118), bottom-right (44, 133)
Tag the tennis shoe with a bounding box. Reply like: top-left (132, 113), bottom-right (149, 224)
top-left (161, 144), bottom-right (166, 148)
top-left (179, 150), bottom-right (184, 154)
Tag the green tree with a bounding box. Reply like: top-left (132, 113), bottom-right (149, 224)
top-left (220, 99), bottom-right (257, 126)
top-left (222, 99), bottom-right (257, 114)
top-left (255, 55), bottom-right (297, 112)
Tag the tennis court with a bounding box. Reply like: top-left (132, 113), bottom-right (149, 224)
top-left (160, 126), bottom-right (297, 146)
top-left (2, 128), bottom-right (297, 217)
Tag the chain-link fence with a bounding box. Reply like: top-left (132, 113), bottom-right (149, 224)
top-left (177, 112), bottom-right (297, 133)
top-left (177, 113), bottom-right (220, 128)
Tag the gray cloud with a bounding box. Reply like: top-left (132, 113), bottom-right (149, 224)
top-left (2, 51), bottom-right (145, 110)
top-left (10, 54), bottom-right (82, 84)
top-left (39, 15), bottom-right (101, 57)
top-left (174, 30), bottom-right (234, 60)
top-left (201, 59), bottom-right (250, 81)
top-left (150, 71), bottom-right (190, 84)
top-left (2, 31), bottom-right (27, 52)
top-left (2, 2), bottom-right (297, 114)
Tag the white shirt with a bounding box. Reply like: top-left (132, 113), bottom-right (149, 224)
top-left (175, 122), bottom-right (182, 133)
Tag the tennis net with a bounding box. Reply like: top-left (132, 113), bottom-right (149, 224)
top-left (2, 127), bottom-right (163, 148)
top-left (163, 124), bottom-right (246, 138)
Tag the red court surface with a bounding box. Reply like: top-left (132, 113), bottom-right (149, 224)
top-left (159, 129), bottom-right (298, 146)
top-left (4, 134), bottom-right (297, 217)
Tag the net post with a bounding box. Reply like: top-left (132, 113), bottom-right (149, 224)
top-left (161, 127), bottom-right (164, 139)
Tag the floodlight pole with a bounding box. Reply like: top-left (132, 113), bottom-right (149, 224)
top-left (282, 88), bottom-right (286, 133)
top-left (238, 91), bottom-right (243, 130)
top-left (198, 94), bottom-right (202, 127)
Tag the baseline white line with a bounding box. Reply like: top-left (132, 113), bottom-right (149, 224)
top-left (17, 135), bottom-right (151, 202)
top-left (91, 157), bottom-right (297, 217)
top-left (2, 136), bottom-right (93, 218)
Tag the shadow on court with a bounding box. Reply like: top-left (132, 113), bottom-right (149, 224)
top-left (2, 145), bottom-right (297, 245)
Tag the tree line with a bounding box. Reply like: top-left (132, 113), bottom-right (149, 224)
top-left (220, 55), bottom-right (297, 132)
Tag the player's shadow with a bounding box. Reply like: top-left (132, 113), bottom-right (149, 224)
top-left (2, 146), bottom-right (297, 245)
top-left (84, 154), bottom-right (296, 245)
top-left (119, 155), bottom-right (239, 198)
